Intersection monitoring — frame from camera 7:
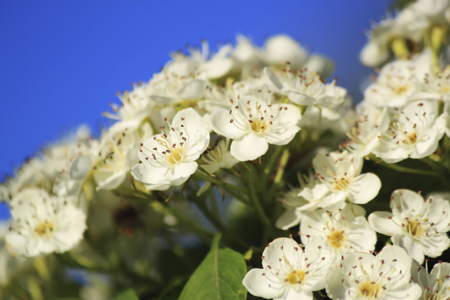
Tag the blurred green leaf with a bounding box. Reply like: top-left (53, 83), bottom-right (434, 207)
top-left (113, 289), bottom-right (139, 300)
top-left (179, 233), bottom-right (247, 300)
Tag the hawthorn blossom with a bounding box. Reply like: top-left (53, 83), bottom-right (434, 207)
top-left (412, 261), bottom-right (450, 300)
top-left (344, 104), bottom-right (390, 157)
top-left (211, 95), bottom-right (301, 161)
top-left (93, 127), bottom-right (151, 191)
top-left (364, 59), bottom-right (418, 109)
top-left (312, 151), bottom-right (381, 208)
top-left (360, 7), bottom-right (425, 67)
top-left (326, 245), bottom-right (421, 299)
top-left (263, 35), bottom-right (308, 69)
top-left (412, 51), bottom-right (450, 103)
top-left (131, 108), bottom-right (210, 190)
top-left (373, 101), bottom-right (446, 163)
top-left (197, 138), bottom-right (238, 174)
top-left (276, 171), bottom-right (339, 230)
top-left (300, 203), bottom-right (376, 262)
top-left (368, 189), bottom-right (450, 264)
top-left (242, 236), bottom-right (334, 300)
top-left (6, 188), bottom-right (86, 257)
top-left (264, 66), bottom-right (347, 108)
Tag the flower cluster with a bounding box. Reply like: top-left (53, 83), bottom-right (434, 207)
top-left (1, 1), bottom-right (450, 299)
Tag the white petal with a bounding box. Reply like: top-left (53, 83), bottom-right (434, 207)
top-left (368, 212), bottom-right (402, 236)
top-left (168, 162), bottom-right (198, 186)
top-left (348, 173), bottom-right (381, 204)
top-left (211, 109), bottom-right (246, 139)
top-left (276, 209), bottom-right (302, 230)
top-left (242, 269), bottom-right (284, 299)
top-left (391, 189), bottom-right (424, 214)
top-left (69, 155), bottom-right (93, 181)
top-left (284, 89), bottom-right (315, 106)
top-left (392, 235), bottom-right (424, 264)
top-left (230, 134), bottom-right (269, 161)
top-left (175, 79), bottom-right (206, 100)
top-left (130, 163), bottom-right (169, 187)
top-left (263, 67), bottom-right (283, 90)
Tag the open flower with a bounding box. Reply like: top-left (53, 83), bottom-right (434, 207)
top-left (412, 261), bottom-right (450, 300)
top-left (198, 137), bottom-right (238, 174)
top-left (131, 108), bottom-right (210, 190)
top-left (373, 101), bottom-right (446, 163)
top-left (243, 236), bottom-right (334, 300)
top-left (300, 203), bottom-right (376, 262)
top-left (6, 188), bottom-right (86, 257)
top-left (326, 245), bottom-right (421, 300)
top-left (368, 189), bottom-right (450, 264)
top-left (211, 95), bottom-right (301, 161)
top-left (312, 151), bottom-right (381, 208)
top-left (364, 59), bottom-right (418, 109)
top-left (264, 66), bottom-right (346, 108)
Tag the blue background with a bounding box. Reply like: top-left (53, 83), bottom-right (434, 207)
top-left (0, 0), bottom-right (392, 219)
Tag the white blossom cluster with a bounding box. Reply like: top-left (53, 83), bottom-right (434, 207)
top-left (360, 0), bottom-right (450, 67)
top-left (1, 1), bottom-right (450, 298)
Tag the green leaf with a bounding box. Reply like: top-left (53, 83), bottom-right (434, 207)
top-left (179, 233), bottom-right (248, 300)
top-left (113, 289), bottom-right (139, 300)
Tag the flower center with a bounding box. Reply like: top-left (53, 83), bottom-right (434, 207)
top-left (406, 220), bottom-right (423, 237)
top-left (333, 178), bottom-right (350, 191)
top-left (328, 231), bottom-right (345, 249)
top-left (250, 119), bottom-right (268, 133)
top-left (406, 132), bottom-right (417, 145)
top-left (35, 222), bottom-right (54, 238)
top-left (167, 146), bottom-right (184, 165)
top-left (394, 85), bottom-right (408, 95)
top-left (359, 281), bottom-right (380, 297)
top-left (286, 270), bottom-right (305, 285)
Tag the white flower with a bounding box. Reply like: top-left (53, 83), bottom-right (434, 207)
top-left (326, 245), bottom-right (421, 300)
top-left (360, 8), bottom-right (425, 67)
top-left (263, 35), bottom-right (308, 69)
top-left (368, 189), bottom-right (450, 264)
top-left (264, 66), bottom-right (347, 108)
top-left (198, 138), bottom-right (238, 174)
top-left (364, 59), bottom-right (418, 109)
top-left (242, 236), bottom-right (334, 300)
top-left (148, 72), bottom-right (206, 106)
top-left (345, 104), bottom-right (390, 157)
top-left (412, 261), bottom-right (450, 300)
top-left (303, 55), bottom-right (335, 79)
top-left (93, 127), bottom-right (151, 191)
top-left (211, 95), bottom-right (301, 161)
top-left (131, 108), bottom-right (210, 190)
top-left (312, 151), bottom-right (381, 208)
top-left (275, 188), bottom-right (307, 230)
top-left (276, 171), bottom-right (345, 230)
top-left (445, 102), bottom-right (450, 137)
top-left (103, 83), bottom-right (170, 133)
top-left (412, 51), bottom-right (450, 103)
top-left (300, 203), bottom-right (376, 261)
top-left (0, 221), bottom-right (26, 285)
top-left (232, 35), bottom-right (264, 71)
top-left (411, 0), bottom-right (450, 25)
top-left (373, 101), bottom-right (446, 163)
top-left (6, 188), bottom-right (86, 257)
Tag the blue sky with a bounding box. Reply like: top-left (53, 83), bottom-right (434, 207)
top-left (0, 0), bottom-right (392, 219)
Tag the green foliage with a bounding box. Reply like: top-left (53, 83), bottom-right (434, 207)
top-left (113, 288), bottom-right (139, 300)
top-left (179, 234), bottom-right (248, 300)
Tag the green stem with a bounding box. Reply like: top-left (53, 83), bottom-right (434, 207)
top-left (246, 170), bottom-right (275, 239)
top-left (150, 200), bottom-right (214, 245)
top-left (374, 159), bottom-right (438, 177)
top-left (192, 173), bottom-right (250, 206)
top-left (194, 197), bottom-right (249, 251)
top-left (261, 146), bottom-right (285, 188)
